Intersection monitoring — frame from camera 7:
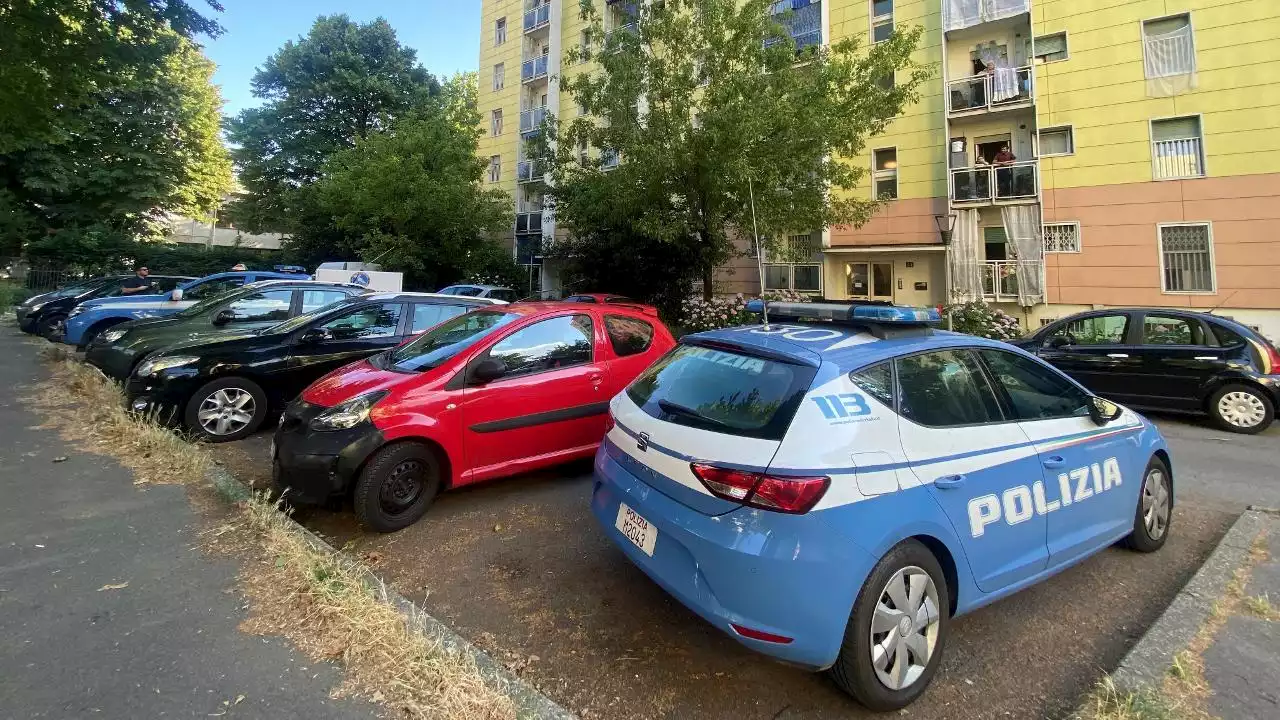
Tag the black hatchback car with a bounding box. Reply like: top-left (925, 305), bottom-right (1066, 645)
top-left (122, 292), bottom-right (500, 441)
top-left (85, 280), bottom-right (368, 380)
top-left (1013, 308), bottom-right (1280, 433)
top-left (15, 275), bottom-right (192, 337)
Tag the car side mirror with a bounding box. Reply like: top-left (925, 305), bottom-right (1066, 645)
top-left (1046, 334), bottom-right (1072, 349)
top-left (470, 358), bottom-right (508, 385)
top-left (170, 288), bottom-right (183, 301)
top-left (1088, 396), bottom-right (1123, 426)
top-left (211, 309), bottom-right (235, 326)
top-left (300, 327), bottom-right (330, 344)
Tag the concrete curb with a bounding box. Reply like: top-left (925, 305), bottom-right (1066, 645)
top-left (208, 466), bottom-right (576, 720)
top-left (1109, 508), bottom-right (1271, 692)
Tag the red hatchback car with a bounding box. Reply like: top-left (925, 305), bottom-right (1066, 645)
top-left (271, 302), bottom-right (676, 531)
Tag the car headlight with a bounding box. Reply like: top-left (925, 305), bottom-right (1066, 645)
top-left (100, 328), bottom-right (128, 344)
top-left (134, 355), bottom-right (199, 378)
top-left (309, 391), bottom-right (389, 432)
top-left (25, 301), bottom-right (47, 313)
top-left (68, 305), bottom-right (87, 318)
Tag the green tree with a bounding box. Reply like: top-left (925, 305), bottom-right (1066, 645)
top-left (541, 0), bottom-right (932, 299)
top-left (225, 14), bottom-right (439, 249)
top-left (310, 80), bottom-right (512, 290)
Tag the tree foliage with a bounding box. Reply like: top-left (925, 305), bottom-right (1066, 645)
top-left (540, 0), bottom-right (931, 299)
top-left (1, 1), bottom-right (232, 267)
top-left (224, 15), bottom-right (440, 239)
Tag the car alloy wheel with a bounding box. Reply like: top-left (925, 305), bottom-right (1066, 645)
top-left (1141, 467), bottom-right (1171, 541)
top-left (869, 566), bottom-right (941, 691)
top-left (197, 387), bottom-right (256, 436)
top-left (1217, 390), bottom-right (1266, 429)
top-left (379, 459), bottom-right (425, 515)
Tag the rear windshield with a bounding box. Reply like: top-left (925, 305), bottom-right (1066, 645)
top-left (384, 311), bottom-right (518, 372)
top-left (626, 344), bottom-right (816, 441)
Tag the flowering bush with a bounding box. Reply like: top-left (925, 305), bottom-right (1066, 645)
top-left (680, 294), bottom-right (756, 333)
top-left (760, 289), bottom-right (813, 303)
top-left (944, 301), bottom-right (1024, 341)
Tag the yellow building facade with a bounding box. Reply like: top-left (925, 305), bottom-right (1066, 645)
top-left (477, 1), bottom-right (1280, 336)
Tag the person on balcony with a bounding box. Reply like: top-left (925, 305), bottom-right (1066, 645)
top-left (994, 145), bottom-right (1016, 197)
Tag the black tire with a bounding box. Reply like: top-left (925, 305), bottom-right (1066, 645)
top-left (38, 313), bottom-right (66, 341)
top-left (828, 539), bottom-right (951, 711)
top-left (1207, 383), bottom-right (1274, 435)
top-left (1124, 456), bottom-right (1173, 553)
top-left (352, 442), bottom-right (442, 533)
top-left (182, 376), bottom-right (269, 443)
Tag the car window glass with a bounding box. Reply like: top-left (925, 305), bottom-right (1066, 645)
top-left (151, 277), bottom-right (185, 293)
top-left (185, 278), bottom-right (245, 301)
top-left (896, 350), bottom-right (1002, 427)
top-left (489, 289), bottom-right (518, 302)
top-left (411, 303), bottom-right (469, 333)
top-left (302, 289), bottom-right (352, 313)
top-left (564, 295), bottom-right (596, 303)
top-left (225, 290), bottom-right (294, 323)
top-left (320, 303), bottom-right (403, 339)
top-left (605, 315), bottom-right (654, 357)
top-left (1142, 315), bottom-right (1206, 345)
top-left (389, 311), bottom-right (518, 372)
top-left (850, 362), bottom-right (894, 408)
top-left (1210, 323), bottom-right (1245, 347)
top-left (978, 350), bottom-right (1090, 421)
top-left (1049, 314), bottom-right (1128, 345)
top-left (488, 315), bottom-right (593, 378)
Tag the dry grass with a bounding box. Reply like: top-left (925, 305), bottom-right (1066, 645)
top-left (31, 348), bottom-right (518, 720)
top-left (1241, 593), bottom-right (1279, 621)
top-left (1078, 677), bottom-right (1180, 720)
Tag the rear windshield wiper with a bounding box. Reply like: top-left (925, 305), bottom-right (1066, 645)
top-left (657, 399), bottom-right (736, 432)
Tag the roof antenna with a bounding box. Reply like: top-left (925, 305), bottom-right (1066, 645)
top-left (1204, 289), bottom-right (1239, 315)
top-left (748, 175), bottom-right (770, 330)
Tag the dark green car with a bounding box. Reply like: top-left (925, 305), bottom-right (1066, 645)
top-left (85, 280), bottom-right (367, 380)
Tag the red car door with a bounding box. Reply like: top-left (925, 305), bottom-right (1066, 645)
top-left (458, 311), bottom-right (608, 482)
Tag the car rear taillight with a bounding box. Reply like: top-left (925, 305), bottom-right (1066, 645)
top-left (604, 411), bottom-right (616, 432)
top-left (1265, 342), bottom-right (1280, 376)
top-left (690, 462), bottom-right (829, 514)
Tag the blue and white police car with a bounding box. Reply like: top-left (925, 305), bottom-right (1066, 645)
top-left (591, 301), bottom-right (1173, 710)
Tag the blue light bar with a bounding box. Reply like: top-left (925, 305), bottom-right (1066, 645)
top-left (746, 300), bottom-right (940, 325)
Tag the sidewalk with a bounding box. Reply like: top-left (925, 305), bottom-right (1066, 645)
top-left (0, 335), bottom-right (377, 719)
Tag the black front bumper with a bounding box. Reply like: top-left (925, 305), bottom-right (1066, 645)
top-left (16, 308), bottom-right (37, 333)
top-left (85, 341), bottom-right (144, 381)
top-left (124, 372), bottom-right (203, 426)
top-left (271, 399), bottom-right (384, 505)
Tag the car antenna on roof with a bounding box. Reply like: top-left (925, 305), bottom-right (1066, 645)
top-left (747, 175), bottom-right (770, 330)
top-left (1204, 289), bottom-right (1240, 315)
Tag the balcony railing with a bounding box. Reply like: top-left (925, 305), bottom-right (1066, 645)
top-left (1152, 137), bottom-right (1204, 180)
top-left (944, 0), bottom-right (1029, 32)
top-left (981, 260), bottom-right (1020, 301)
top-left (947, 66), bottom-right (1034, 115)
top-left (951, 160), bottom-right (1039, 204)
top-left (600, 149), bottom-right (619, 169)
top-left (516, 211), bottom-right (543, 234)
top-left (516, 160), bottom-right (542, 183)
top-left (520, 106), bottom-right (547, 135)
top-left (604, 23), bottom-right (636, 48)
top-left (521, 55), bottom-right (549, 83)
top-left (523, 4), bottom-right (550, 33)
top-left (767, 0), bottom-right (821, 51)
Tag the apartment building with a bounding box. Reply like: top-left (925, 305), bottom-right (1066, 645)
top-left (477, 1), bottom-right (1280, 334)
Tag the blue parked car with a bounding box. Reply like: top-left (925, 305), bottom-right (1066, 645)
top-left (592, 301), bottom-right (1172, 710)
top-left (63, 270), bottom-right (308, 348)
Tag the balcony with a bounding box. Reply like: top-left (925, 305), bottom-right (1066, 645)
top-left (516, 160), bottom-right (542, 184)
top-left (604, 23), bottom-right (636, 48)
top-left (600, 148), bottom-right (619, 169)
top-left (1152, 137), bottom-right (1204, 180)
top-left (950, 160), bottom-right (1038, 205)
top-left (523, 3), bottom-right (550, 33)
top-left (520, 106), bottom-right (548, 136)
top-left (516, 211), bottom-right (543, 234)
top-left (981, 260), bottom-right (1042, 302)
top-left (947, 66), bottom-right (1033, 116)
top-left (521, 55), bottom-right (549, 83)
top-left (944, 0), bottom-right (1030, 33)
top-left (767, 0), bottom-right (821, 52)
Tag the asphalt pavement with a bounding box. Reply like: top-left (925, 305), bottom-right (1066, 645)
top-left (0, 333), bottom-right (377, 719)
top-left (1146, 412), bottom-right (1280, 511)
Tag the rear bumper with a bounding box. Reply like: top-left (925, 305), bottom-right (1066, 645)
top-left (590, 438), bottom-right (869, 669)
top-left (271, 399), bottom-right (384, 505)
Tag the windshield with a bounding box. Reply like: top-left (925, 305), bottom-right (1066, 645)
top-left (385, 311), bottom-right (518, 372)
top-left (264, 297), bottom-right (363, 334)
top-left (173, 288), bottom-right (243, 318)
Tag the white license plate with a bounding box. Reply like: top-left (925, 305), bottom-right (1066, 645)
top-left (615, 502), bottom-right (658, 557)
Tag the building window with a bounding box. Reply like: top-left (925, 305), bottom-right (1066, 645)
top-left (872, 147), bottom-right (897, 200)
top-left (1043, 222), bottom-right (1080, 253)
top-left (490, 109), bottom-right (503, 136)
top-left (493, 63), bottom-right (505, 91)
top-left (495, 17), bottom-right (507, 46)
top-left (1151, 116), bottom-right (1205, 180)
top-left (1038, 126), bottom-right (1074, 156)
top-left (1143, 14), bottom-right (1195, 79)
top-left (488, 155), bottom-right (501, 182)
top-left (1034, 32), bottom-right (1068, 63)
top-left (871, 0), bottom-right (893, 43)
top-left (763, 233), bottom-right (823, 293)
top-left (876, 71), bottom-right (895, 90)
top-left (1160, 223), bottom-right (1214, 293)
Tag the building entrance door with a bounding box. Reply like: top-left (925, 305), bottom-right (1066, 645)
top-left (846, 262), bottom-right (894, 302)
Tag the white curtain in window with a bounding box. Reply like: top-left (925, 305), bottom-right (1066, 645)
top-left (945, 0), bottom-right (1028, 31)
top-left (948, 209), bottom-right (984, 301)
top-left (1144, 24), bottom-right (1198, 97)
top-left (1001, 205), bottom-right (1043, 306)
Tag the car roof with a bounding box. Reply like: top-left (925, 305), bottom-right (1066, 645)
top-left (497, 301), bottom-right (661, 319)
top-left (688, 322), bottom-right (1013, 370)
top-left (1040, 306), bottom-right (1263, 338)
top-left (247, 279), bottom-right (366, 290)
top-left (443, 284), bottom-right (510, 291)
top-left (362, 292), bottom-right (500, 304)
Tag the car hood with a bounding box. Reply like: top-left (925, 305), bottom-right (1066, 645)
top-left (302, 358), bottom-right (411, 407)
top-left (114, 320), bottom-right (267, 354)
top-left (148, 329), bottom-right (276, 357)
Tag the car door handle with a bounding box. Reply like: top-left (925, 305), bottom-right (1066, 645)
top-left (1042, 455), bottom-right (1066, 469)
top-left (590, 373), bottom-right (604, 385)
top-left (1106, 353), bottom-right (1129, 358)
top-left (1194, 356), bottom-right (1218, 361)
top-left (934, 474), bottom-right (967, 489)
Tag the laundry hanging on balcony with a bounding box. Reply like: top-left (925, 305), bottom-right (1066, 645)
top-left (1143, 23), bottom-right (1198, 97)
top-left (947, 209), bottom-right (984, 302)
top-left (1001, 205), bottom-right (1043, 307)
top-left (944, 0), bottom-right (1029, 32)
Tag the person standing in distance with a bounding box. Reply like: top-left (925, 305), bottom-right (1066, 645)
top-left (119, 266), bottom-right (155, 295)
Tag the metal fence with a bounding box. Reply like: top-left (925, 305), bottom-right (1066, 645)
top-left (0, 259), bottom-right (98, 292)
